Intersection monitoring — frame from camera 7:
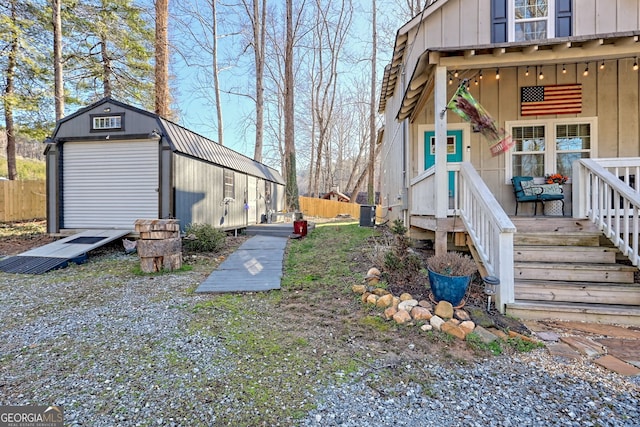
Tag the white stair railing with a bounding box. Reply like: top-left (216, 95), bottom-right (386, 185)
top-left (457, 162), bottom-right (516, 313)
top-left (574, 158), bottom-right (640, 266)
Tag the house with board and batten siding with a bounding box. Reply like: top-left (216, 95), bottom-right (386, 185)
top-left (378, 0), bottom-right (640, 325)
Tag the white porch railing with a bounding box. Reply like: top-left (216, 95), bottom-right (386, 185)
top-left (409, 162), bottom-right (516, 312)
top-left (574, 158), bottom-right (640, 266)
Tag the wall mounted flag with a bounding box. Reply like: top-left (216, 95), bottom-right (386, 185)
top-left (520, 84), bottom-right (582, 116)
top-left (447, 82), bottom-right (514, 156)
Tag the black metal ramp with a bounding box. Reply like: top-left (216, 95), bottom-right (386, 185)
top-left (0, 229), bottom-right (130, 274)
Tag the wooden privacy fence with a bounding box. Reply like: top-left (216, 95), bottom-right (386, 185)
top-left (299, 196), bottom-right (380, 220)
top-left (0, 180), bottom-right (46, 222)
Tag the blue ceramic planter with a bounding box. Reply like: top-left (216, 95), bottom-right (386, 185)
top-left (427, 268), bottom-right (472, 307)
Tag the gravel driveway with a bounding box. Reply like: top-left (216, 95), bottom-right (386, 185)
top-left (1, 248), bottom-right (639, 426)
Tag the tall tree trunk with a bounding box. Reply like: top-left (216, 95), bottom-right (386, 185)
top-left (252, 0), bottom-right (266, 160)
top-left (284, 0), bottom-right (299, 211)
top-left (101, 34), bottom-right (112, 98)
top-left (155, 0), bottom-right (170, 116)
top-left (4, 0), bottom-right (18, 180)
top-left (212, 0), bottom-right (224, 144)
top-left (367, 0), bottom-right (377, 204)
top-left (53, 0), bottom-right (64, 120)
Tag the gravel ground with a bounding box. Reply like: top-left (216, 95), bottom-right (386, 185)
top-left (1, 249), bottom-right (639, 426)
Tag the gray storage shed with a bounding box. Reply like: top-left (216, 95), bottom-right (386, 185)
top-left (45, 98), bottom-right (285, 234)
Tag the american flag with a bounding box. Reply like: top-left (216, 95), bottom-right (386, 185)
top-left (520, 84), bottom-right (582, 116)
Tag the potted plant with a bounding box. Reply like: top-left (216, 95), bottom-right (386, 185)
top-left (426, 251), bottom-right (477, 307)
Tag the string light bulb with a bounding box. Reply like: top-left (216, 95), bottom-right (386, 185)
top-left (525, 66), bottom-right (529, 76)
top-left (634, 58), bottom-right (638, 71)
top-left (449, 74), bottom-right (453, 85)
top-left (562, 64), bottom-right (566, 74)
top-left (495, 68), bottom-right (500, 80)
top-left (454, 70), bottom-right (459, 78)
top-left (583, 63), bottom-right (589, 76)
top-left (600, 60), bottom-right (605, 70)
top-left (479, 70), bottom-right (483, 80)
top-left (538, 67), bottom-right (544, 80)
top-left (474, 76), bottom-right (478, 85)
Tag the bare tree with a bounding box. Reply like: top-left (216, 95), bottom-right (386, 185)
top-left (307, 0), bottom-right (353, 197)
top-left (284, 0), bottom-right (299, 210)
top-left (239, 0), bottom-right (267, 159)
top-left (53, 0), bottom-right (64, 120)
top-left (155, 0), bottom-right (170, 117)
top-left (367, 0), bottom-right (377, 204)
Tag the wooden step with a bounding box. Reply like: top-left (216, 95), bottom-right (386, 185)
top-left (514, 261), bottom-right (636, 283)
top-left (514, 232), bottom-right (601, 246)
top-left (515, 280), bottom-right (640, 305)
top-left (514, 245), bottom-right (618, 264)
top-left (510, 217), bottom-right (600, 233)
top-left (506, 301), bottom-right (640, 327)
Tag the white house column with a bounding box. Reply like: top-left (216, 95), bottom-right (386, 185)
top-left (434, 65), bottom-right (448, 254)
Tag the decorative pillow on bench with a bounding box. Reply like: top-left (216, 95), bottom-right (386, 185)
top-left (538, 183), bottom-right (562, 194)
top-left (520, 180), bottom-right (538, 196)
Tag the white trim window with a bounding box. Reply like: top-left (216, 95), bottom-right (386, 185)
top-left (506, 117), bottom-right (597, 182)
top-left (223, 169), bottom-right (235, 199)
top-left (510, 0), bottom-right (555, 42)
top-left (92, 115), bottom-right (122, 130)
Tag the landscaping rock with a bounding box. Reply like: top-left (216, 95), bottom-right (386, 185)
top-left (372, 287), bottom-right (390, 296)
top-left (393, 309), bottom-right (412, 325)
top-left (376, 294), bottom-right (394, 308)
top-left (352, 284), bottom-right (366, 294)
top-left (418, 300), bottom-right (432, 310)
top-left (466, 305), bottom-right (495, 328)
top-left (367, 267), bottom-right (381, 277)
top-left (392, 297), bottom-right (400, 309)
top-left (429, 315), bottom-right (445, 331)
top-left (442, 321), bottom-right (467, 340)
top-left (454, 309), bottom-right (471, 321)
top-left (420, 324), bottom-right (433, 332)
top-left (459, 320), bottom-right (476, 334)
top-left (398, 299), bottom-right (418, 312)
top-left (383, 306), bottom-right (398, 320)
top-left (471, 325), bottom-right (499, 344)
top-left (410, 306), bottom-right (432, 321)
top-left (366, 294), bottom-right (379, 305)
top-left (434, 301), bottom-right (454, 319)
top-left (399, 293), bottom-right (413, 301)
top-left (361, 292), bottom-right (372, 303)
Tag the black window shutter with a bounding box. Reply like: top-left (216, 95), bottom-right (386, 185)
top-left (491, 0), bottom-right (508, 43)
top-left (556, 0), bottom-right (572, 37)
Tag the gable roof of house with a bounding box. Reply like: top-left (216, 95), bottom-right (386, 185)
top-left (385, 31), bottom-right (640, 120)
top-left (50, 97), bottom-right (285, 185)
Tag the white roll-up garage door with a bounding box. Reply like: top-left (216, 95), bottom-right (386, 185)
top-left (62, 140), bottom-right (159, 229)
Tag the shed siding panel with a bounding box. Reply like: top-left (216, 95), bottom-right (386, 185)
top-left (173, 155), bottom-right (250, 231)
top-left (574, 0), bottom-right (596, 35)
top-left (62, 140), bottom-right (159, 229)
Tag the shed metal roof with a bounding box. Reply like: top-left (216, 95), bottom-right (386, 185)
top-left (159, 119), bottom-right (285, 185)
top-left (49, 97), bottom-right (285, 185)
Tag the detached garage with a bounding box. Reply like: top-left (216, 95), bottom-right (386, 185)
top-left (45, 98), bottom-right (285, 234)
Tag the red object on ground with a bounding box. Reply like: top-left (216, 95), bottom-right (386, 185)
top-left (293, 220), bottom-right (308, 237)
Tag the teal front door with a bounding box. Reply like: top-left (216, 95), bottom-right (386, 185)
top-left (424, 129), bottom-right (463, 197)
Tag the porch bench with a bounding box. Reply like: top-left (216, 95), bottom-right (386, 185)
top-left (512, 176), bottom-right (564, 216)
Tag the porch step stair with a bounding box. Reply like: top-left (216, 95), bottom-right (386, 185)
top-left (506, 217), bottom-right (640, 325)
top-left (506, 301), bottom-right (640, 327)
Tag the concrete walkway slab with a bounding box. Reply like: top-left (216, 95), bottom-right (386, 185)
top-left (196, 235), bottom-right (288, 293)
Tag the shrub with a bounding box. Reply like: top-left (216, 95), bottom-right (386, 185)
top-left (183, 223), bottom-right (226, 252)
top-left (426, 251), bottom-right (477, 277)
